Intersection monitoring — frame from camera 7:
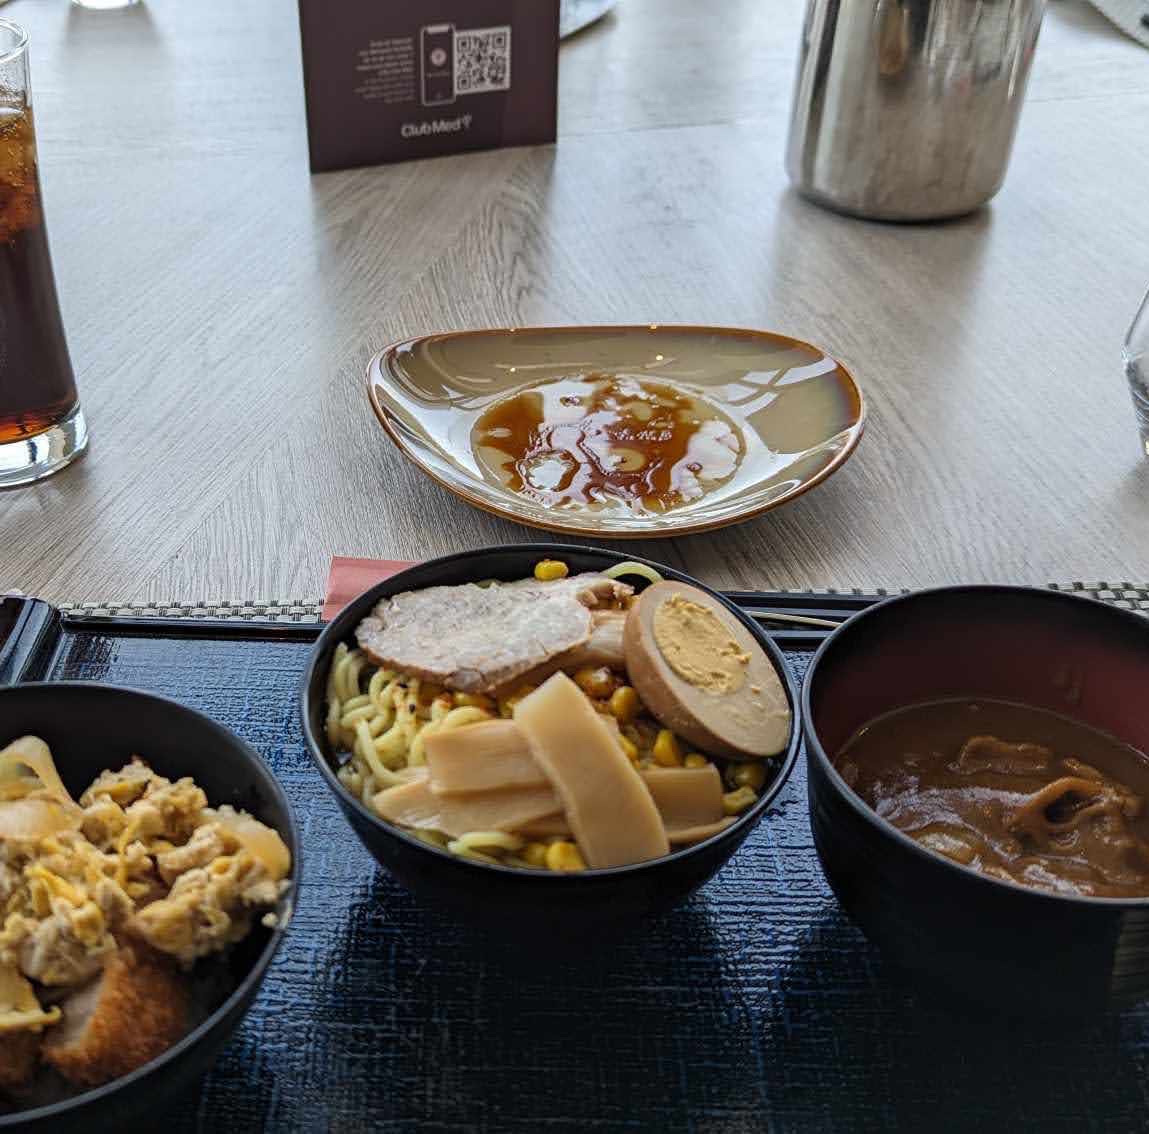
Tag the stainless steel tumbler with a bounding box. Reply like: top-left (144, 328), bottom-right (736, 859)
top-left (785, 0), bottom-right (1045, 221)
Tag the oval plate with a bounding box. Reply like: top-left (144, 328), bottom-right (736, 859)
top-left (367, 325), bottom-right (865, 539)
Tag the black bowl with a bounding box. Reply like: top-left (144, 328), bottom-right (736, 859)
top-left (300, 543), bottom-right (800, 927)
top-left (803, 585), bottom-right (1149, 1013)
top-left (0, 683), bottom-right (299, 1132)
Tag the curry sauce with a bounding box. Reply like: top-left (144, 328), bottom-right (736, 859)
top-left (835, 699), bottom-right (1149, 898)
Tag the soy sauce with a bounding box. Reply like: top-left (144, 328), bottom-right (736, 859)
top-left (471, 374), bottom-right (744, 513)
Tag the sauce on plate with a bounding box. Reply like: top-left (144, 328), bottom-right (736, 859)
top-left (471, 374), bottom-right (744, 513)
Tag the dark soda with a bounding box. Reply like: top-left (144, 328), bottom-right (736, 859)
top-left (0, 106), bottom-right (77, 445)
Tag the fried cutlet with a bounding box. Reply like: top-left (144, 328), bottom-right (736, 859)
top-left (0, 1031), bottom-right (40, 1093)
top-left (42, 947), bottom-right (187, 1087)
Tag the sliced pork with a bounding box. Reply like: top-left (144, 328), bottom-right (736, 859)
top-left (355, 573), bottom-right (632, 693)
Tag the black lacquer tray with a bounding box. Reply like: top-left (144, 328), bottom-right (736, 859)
top-left (3, 592), bottom-right (1149, 1132)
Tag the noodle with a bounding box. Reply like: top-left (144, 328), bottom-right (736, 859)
top-left (330, 644), bottom-right (564, 867)
top-left (447, 831), bottom-right (526, 863)
top-left (329, 643), bottom-right (519, 821)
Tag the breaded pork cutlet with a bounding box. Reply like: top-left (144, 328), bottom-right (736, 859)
top-left (0, 1031), bottom-right (41, 1092)
top-left (43, 947), bottom-right (187, 1087)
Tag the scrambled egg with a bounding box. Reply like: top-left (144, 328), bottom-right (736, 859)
top-left (0, 735), bottom-right (291, 1086)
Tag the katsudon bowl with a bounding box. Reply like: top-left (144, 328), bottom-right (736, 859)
top-left (300, 545), bottom-right (801, 927)
top-left (803, 586), bottom-right (1149, 1014)
top-left (0, 682), bottom-right (298, 1133)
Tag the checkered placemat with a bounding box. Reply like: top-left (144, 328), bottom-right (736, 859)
top-left (55, 582), bottom-right (1149, 623)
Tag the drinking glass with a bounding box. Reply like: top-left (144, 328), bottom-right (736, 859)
top-left (0, 19), bottom-right (87, 488)
top-left (71, 0), bottom-right (140, 10)
top-left (1126, 288), bottom-right (1149, 459)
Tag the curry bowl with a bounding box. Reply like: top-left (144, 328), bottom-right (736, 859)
top-left (803, 586), bottom-right (1149, 1013)
top-left (300, 544), bottom-right (801, 926)
top-left (0, 683), bottom-right (299, 1133)
top-left (366, 325), bottom-right (864, 538)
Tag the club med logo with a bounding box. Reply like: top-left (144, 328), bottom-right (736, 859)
top-left (401, 114), bottom-right (473, 138)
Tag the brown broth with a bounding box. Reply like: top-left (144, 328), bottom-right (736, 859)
top-left (471, 374), bottom-right (744, 513)
top-left (835, 698), bottom-right (1149, 898)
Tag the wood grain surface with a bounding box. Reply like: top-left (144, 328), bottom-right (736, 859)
top-left (1, 0), bottom-right (1147, 603)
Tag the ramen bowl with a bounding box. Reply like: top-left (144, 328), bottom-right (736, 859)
top-left (300, 543), bottom-right (802, 928)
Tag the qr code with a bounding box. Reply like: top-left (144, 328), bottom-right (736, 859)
top-left (455, 26), bottom-right (512, 95)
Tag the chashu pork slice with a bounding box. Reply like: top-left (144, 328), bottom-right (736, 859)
top-left (355, 573), bottom-right (633, 694)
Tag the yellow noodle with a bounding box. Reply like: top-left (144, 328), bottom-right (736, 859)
top-left (340, 704), bottom-right (376, 729)
top-left (445, 841), bottom-right (501, 864)
top-left (409, 705), bottom-right (492, 766)
top-left (324, 628), bottom-right (747, 873)
top-left (334, 650), bottom-right (365, 704)
top-left (328, 647), bottom-right (567, 868)
top-left (450, 831), bottom-right (525, 853)
top-left (325, 644), bottom-right (349, 750)
top-left (371, 674), bottom-right (394, 706)
top-left (353, 720), bottom-right (405, 787)
top-left (374, 717), bottom-right (416, 769)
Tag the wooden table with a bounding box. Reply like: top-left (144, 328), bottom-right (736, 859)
top-left (3, 0), bottom-right (1148, 604)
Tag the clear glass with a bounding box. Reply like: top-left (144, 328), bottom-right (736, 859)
top-left (1126, 288), bottom-right (1149, 459)
top-left (0, 19), bottom-right (87, 488)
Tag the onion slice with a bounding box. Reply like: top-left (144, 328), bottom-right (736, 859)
top-left (211, 808), bottom-right (291, 882)
top-left (0, 736), bottom-right (78, 811)
top-left (0, 964), bottom-right (60, 1034)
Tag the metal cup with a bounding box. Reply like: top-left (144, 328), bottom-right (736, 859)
top-left (785, 0), bottom-right (1045, 222)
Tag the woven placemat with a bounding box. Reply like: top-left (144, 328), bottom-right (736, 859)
top-left (58, 599), bottom-right (327, 622)
top-left (55, 582), bottom-right (1149, 622)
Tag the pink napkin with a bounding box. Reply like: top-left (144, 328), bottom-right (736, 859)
top-left (322, 557), bottom-right (414, 622)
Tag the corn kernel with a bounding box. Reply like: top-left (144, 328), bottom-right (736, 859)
top-left (723, 786), bottom-right (758, 815)
top-left (618, 735), bottom-right (639, 763)
top-left (573, 666), bottom-right (617, 699)
top-left (523, 842), bottom-right (549, 868)
top-left (533, 559), bottom-right (570, 582)
top-left (608, 685), bottom-right (640, 723)
top-left (730, 762), bottom-right (767, 791)
top-left (454, 691), bottom-right (495, 711)
top-left (684, 753), bottom-right (709, 769)
top-left (545, 841), bottom-right (587, 872)
top-left (652, 729), bottom-right (683, 767)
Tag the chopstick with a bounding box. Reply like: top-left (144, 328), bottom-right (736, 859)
top-left (725, 590), bottom-right (889, 632)
top-left (741, 609), bottom-right (843, 629)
